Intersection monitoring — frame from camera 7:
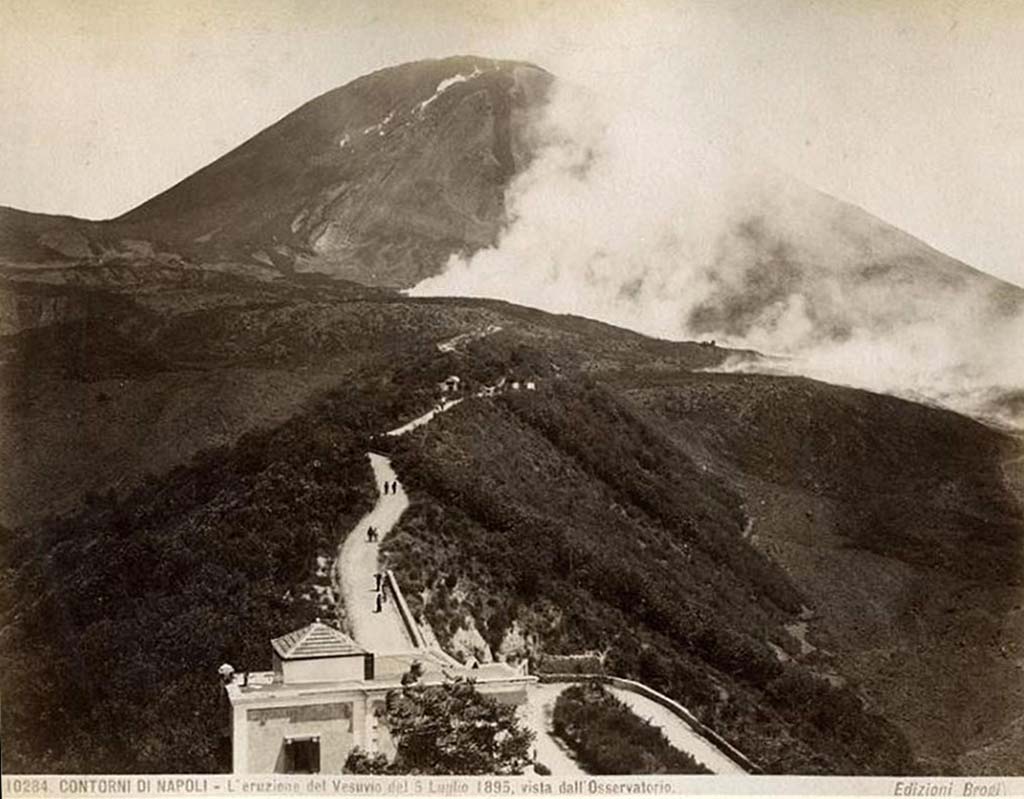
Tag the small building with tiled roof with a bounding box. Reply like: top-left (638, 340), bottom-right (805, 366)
top-left (223, 619), bottom-right (533, 775)
top-left (270, 621), bottom-right (371, 685)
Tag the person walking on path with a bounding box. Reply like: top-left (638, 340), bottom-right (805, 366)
top-left (374, 573), bottom-right (383, 592)
top-left (391, 480), bottom-right (399, 494)
top-left (374, 592), bottom-right (383, 614)
top-left (383, 482), bottom-right (390, 495)
top-left (367, 526), bottom-right (375, 542)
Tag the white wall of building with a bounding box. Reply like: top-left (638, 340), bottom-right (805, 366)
top-left (282, 655), bottom-right (365, 684)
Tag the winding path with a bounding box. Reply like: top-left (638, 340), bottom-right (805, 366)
top-left (336, 453), bottom-right (413, 652)
top-left (605, 687), bottom-right (747, 774)
top-left (336, 400), bottom-right (469, 651)
top-left (519, 684), bottom-right (586, 776)
top-left (385, 398), bottom-right (462, 437)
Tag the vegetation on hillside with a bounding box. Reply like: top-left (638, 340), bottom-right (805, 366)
top-left (0, 272), bottom-right (724, 530)
top-left (620, 370), bottom-right (1024, 773)
top-left (3, 271), bottom-right (1017, 774)
top-left (382, 348), bottom-right (918, 774)
top-left (0, 378), bottom-right (406, 773)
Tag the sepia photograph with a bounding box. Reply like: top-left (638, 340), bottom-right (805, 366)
top-left (1, 1), bottom-right (1023, 796)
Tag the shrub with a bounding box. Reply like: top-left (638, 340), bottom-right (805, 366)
top-left (537, 654), bottom-right (604, 675)
top-left (345, 748), bottom-right (389, 774)
top-left (382, 670), bottom-right (535, 775)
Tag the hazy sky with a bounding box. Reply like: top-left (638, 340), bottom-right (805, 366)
top-left (2, 0), bottom-right (1024, 286)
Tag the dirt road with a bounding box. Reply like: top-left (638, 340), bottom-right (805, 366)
top-left (336, 453), bottom-right (415, 652)
top-left (606, 687), bottom-right (748, 774)
top-left (336, 399), bottom-right (469, 652)
top-left (519, 684), bottom-right (586, 776)
top-left (385, 399), bottom-right (462, 437)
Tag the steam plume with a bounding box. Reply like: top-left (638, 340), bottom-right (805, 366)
top-left (411, 77), bottom-right (1024, 429)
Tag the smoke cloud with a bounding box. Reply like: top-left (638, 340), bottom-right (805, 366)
top-left (410, 70), bottom-right (1024, 430)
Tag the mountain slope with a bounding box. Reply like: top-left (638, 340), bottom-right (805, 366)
top-left (615, 370), bottom-right (1024, 773)
top-left (2, 55), bottom-right (1021, 318)
top-left (0, 56), bottom-right (551, 285)
top-left (2, 270), bottom-right (1020, 775)
top-left (0, 271), bottom-right (729, 529)
top-left (117, 56), bottom-right (551, 283)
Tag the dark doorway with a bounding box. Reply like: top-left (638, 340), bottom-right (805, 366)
top-left (283, 737), bottom-right (320, 773)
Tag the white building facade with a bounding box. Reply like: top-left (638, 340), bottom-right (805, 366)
top-left (224, 621), bottom-right (533, 774)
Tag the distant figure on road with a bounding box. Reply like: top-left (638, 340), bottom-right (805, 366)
top-left (367, 526), bottom-right (375, 542)
top-left (383, 482), bottom-right (390, 495)
top-left (374, 573), bottom-right (383, 592)
top-left (374, 593), bottom-right (383, 614)
top-left (392, 480), bottom-right (399, 494)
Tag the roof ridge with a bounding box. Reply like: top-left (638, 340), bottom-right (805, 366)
top-left (272, 620), bottom-right (366, 660)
